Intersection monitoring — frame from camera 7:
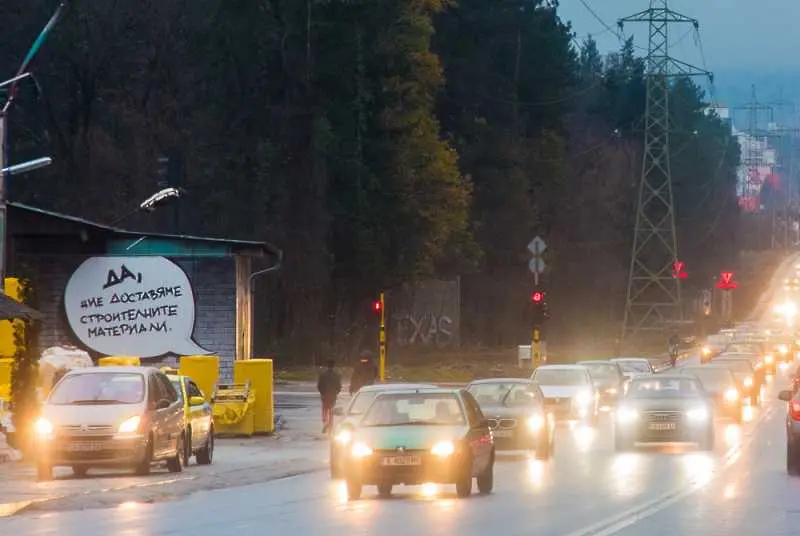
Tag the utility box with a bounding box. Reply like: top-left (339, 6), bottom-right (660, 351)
top-left (180, 355), bottom-right (219, 402)
top-left (0, 358), bottom-right (12, 400)
top-left (98, 356), bottom-right (141, 367)
top-left (234, 359), bottom-right (274, 434)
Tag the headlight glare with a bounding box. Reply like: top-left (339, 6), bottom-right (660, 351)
top-left (616, 408), bottom-right (638, 423)
top-left (334, 429), bottom-right (352, 445)
top-left (117, 416), bottom-right (141, 434)
top-left (765, 354), bottom-right (774, 364)
top-left (687, 407), bottom-right (709, 421)
top-left (35, 417), bottom-right (53, 436)
top-left (743, 377), bottom-right (753, 388)
top-left (431, 441), bottom-right (455, 457)
top-left (527, 414), bottom-right (545, 431)
top-left (351, 442), bottom-right (373, 458)
top-left (605, 388), bottom-right (618, 395)
top-left (724, 388), bottom-right (739, 402)
top-left (575, 391), bottom-right (592, 406)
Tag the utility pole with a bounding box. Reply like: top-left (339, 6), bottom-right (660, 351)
top-left (763, 99), bottom-right (800, 250)
top-left (619, 1), bottom-right (712, 347)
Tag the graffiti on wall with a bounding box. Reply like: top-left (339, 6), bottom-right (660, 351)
top-left (390, 279), bottom-right (460, 349)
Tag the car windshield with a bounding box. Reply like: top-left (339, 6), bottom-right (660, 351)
top-left (49, 372), bottom-right (145, 405)
top-left (361, 393), bottom-right (465, 427)
top-left (626, 378), bottom-right (702, 398)
top-left (467, 383), bottom-right (535, 407)
top-left (680, 368), bottom-right (733, 390)
top-left (348, 391), bottom-right (379, 415)
top-left (716, 360), bottom-right (753, 374)
top-left (170, 380), bottom-right (184, 402)
top-left (615, 361), bottom-right (650, 373)
top-left (532, 369), bottom-right (588, 386)
top-left (579, 363), bottom-right (619, 380)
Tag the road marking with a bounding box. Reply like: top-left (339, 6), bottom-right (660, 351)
top-left (565, 392), bottom-right (778, 536)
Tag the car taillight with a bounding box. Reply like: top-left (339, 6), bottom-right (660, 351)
top-left (791, 401), bottom-right (800, 421)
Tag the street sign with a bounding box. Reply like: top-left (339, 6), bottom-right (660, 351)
top-left (527, 236), bottom-right (547, 256)
top-left (671, 261), bottom-right (687, 279)
top-left (716, 271), bottom-right (737, 290)
top-left (528, 257), bottom-right (546, 275)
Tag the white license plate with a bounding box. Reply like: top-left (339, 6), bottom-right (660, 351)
top-left (381, 455), bottom-right (421, 466)
top-left (492, 430), bottom-right (513, 438)
top-left (66, 442), bottom-right (104, 452)
top-left (648, 422), bottom-right (676, 431)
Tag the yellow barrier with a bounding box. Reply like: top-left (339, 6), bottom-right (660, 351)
top-left (0, 358), bottom-right (11, 401)
top-left (0, 278), bottom-right (24, 358)
top-left (212, 381), bottom-right (255, 436)
top-left (234, 359), bottom-right (274, 434)
top-left (98, 356), bottom-right (141, 367)
top-left (179, 355), bottom-right (219, 402)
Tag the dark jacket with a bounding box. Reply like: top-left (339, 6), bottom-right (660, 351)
top-left (349, 362), bottom-right (378, 394)
top-left (317, 368), bottom-right (342, 404)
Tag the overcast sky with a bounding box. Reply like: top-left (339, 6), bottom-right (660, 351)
top-left (558, 0), bottom-right (799, 73)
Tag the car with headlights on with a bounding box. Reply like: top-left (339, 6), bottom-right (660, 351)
top-left (530, 365), bottom-right (598, 424)
top-left (466, 378), bottom-right (555, 458)
top-left (329, 383), bottom-right (437, 479)
top-left (610, 358), bottom-right (655, 381)
top-left (341, 388), bottom-right (495, 500)
top-left (576, 360), bottom-right (626, 407)
top-left (614, 375), bottom-right (714, 451)
top-left (677, 365), bottom-right (742, 422)
top-left (778, 388), bottom-right (800, 474)
top-left (34, 366), bottom-right (186, 481)
top-left (713, 356), bottom-right (761, 405)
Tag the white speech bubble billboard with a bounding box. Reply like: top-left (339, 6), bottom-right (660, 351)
top-left (64, 256), bottom-right (212, 358)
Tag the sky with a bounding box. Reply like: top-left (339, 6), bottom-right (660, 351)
top-left (558, 0), bottom-right (800, 72)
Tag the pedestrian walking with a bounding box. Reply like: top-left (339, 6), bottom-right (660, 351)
top-left (349, 350), bottom-right (378, 395)
top-left (317, 359), bottom-right (342, 434)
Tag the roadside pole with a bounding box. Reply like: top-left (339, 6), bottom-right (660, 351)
top-left (527, 236), bottom-right (547, 370)
top-left (378, 291), bottom-right (386, 381)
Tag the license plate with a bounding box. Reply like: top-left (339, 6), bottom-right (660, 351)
top-left (648, 422), bottom-right (676, 431)
top-left (492, 430), bottom-right (513, 438)
top-left (381, 455), bottom-right (421, 466)
top-left (65, 442), bottom-right (104, 452)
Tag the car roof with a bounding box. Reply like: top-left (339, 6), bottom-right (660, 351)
top-left (630, 373), bottom-right (692, 382)
top-left (535, 364), bottom-right (587, 370)
top-left (373, 387), bottom-right (460, 397)
top-left (576, 360), bottom-right (614, 365)
top-left (67, 366), bottom-right (149, 375)
top-left (467, 378), bottom-right (531, 385)
top-left (357, 383), bottom-right (438, 392)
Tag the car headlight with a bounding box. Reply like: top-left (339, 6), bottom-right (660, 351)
top-left (616, 408), bottom-right (638, 424)
top-left (574, 390), bottom-right (592, 406)
top-left (780, 345), bottom-right (789, 355)
top-left (686, 407), bottom-right (709, 421)
top-left (724, 388), bottom-right (739, 402)
top-left (701, 347), bottom-right (711, 356)
top-left (334, 429), bottom-right (352, 445)
top-left (605, 388), bottom-right (618, 395)
top-left (351, 442), bottom-right (373, 458)
top-left (527, 414), bottom-right (545, 431)
top-left (743, 376), bottom-right (753, 388)
top-left (431, 440), bottom-right (455, 457)
top-left (765, 354), bottom-right (774, 364)
top-left (35, 417), bottom-right (53, 437)
top-left (117, 416), bottom-right (141, 434)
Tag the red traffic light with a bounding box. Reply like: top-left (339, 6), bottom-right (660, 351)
top-left (716, 271), bottom-right (737, 290)
top-left (372, 300), bottom-right (382, 312)
top-left (672, 261), bottom-right (687, 279)
top-left (531, 291), bottom-right (544, 303)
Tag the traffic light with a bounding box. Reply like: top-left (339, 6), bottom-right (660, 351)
top-left (531, 290), bottom-right (549, 324)
top-left (372, 299), bottom-right (382, 313)
top-left (672, 261), bottom-right (687, 279)
top-left (531, 291), bottom-right (544, 304)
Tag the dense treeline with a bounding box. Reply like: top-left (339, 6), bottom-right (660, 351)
top-left (1, 1), bottom-right (739, 361)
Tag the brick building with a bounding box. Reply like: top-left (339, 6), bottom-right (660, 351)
top-left (7, 203), bottom-right (280, 380)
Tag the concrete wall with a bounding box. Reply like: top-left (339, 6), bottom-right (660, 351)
top-left (15, 254), bottom-right (237, 381)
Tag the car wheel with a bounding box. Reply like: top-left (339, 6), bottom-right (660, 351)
top-left (476, 452), bottom-right (494, 495)
top-left (455, 457), bottom-right (473, 498)
top-left (183, 428), bottom-right (193, 466)
top-left (134, 435), bottom-right (153, 476)
top-left (196, 427), bottom-right (214, 465)
top-left (166, 433), bottom-right (184, 473)
top-left (72, 466), bottom-right (88, 478)
top-left (37, 462), bottom-right (53, 482)
top-left (377, 483), bottom-right (393, 497)
top-left (788, 442), bottom-right (800, 476)
top-left (346, 477), bottom-right (362, 500)
top-left (698, 427), bottom-right (715, 451)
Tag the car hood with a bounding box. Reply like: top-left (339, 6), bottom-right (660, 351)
top-left (539, 385), bottom-right (590, 398)
top-left (618, 397), bottom-right (709, 412)
top-left (42, 403), bottom-right (143, 427)
top-left (355, 425), bottom-right (469, 450)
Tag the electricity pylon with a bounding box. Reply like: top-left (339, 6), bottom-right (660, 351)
top-left (619, 1), bottom-right (712, 346)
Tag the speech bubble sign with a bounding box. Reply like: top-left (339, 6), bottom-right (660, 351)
top-left (64, 256), bottom-right (212, 358)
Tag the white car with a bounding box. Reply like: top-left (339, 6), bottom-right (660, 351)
top-left (530, 365), bottom-right (598, 424)
top-left (610, 358), bottom-right (655, 381)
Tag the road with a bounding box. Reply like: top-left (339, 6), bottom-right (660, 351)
top-left (0, 368), bottom-right (791, 536)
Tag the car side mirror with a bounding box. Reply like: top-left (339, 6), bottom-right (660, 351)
top-left (333, 407), bottom-right (344, 416)
top-left (779, 390), bottom-right (793, 402)
top-left (156, 399), bottom-right (171, 410)
top-left (189, 396), bottom-right (205, 406)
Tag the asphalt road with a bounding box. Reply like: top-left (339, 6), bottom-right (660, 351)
top-left (0, 365), bottom-right (791, 536)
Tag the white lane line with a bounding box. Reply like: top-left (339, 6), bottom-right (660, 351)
top-left (564, 394), bottom-right (777, 536)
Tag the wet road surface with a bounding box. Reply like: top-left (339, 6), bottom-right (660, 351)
top-left (2, 367), bottom-right (791, 536)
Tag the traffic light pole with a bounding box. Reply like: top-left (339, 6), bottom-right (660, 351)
top-left (531, 327), bottom-right (542, 369)
top-left (378, 291), bottom-right (386, 381)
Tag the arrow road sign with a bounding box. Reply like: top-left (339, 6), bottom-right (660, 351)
top-left (527, 236), bottom-right (547, 256)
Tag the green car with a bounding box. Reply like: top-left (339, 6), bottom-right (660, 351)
top-left (342, 388), bottom-right (495, 500)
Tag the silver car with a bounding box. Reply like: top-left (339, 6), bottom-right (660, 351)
top-left (34, 366), bottom-right (186, 480)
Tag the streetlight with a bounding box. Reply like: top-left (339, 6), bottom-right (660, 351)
top-left (111, 187), bottom-right (185, 226)
top-left (2, 157), bottom-right (52, 176)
